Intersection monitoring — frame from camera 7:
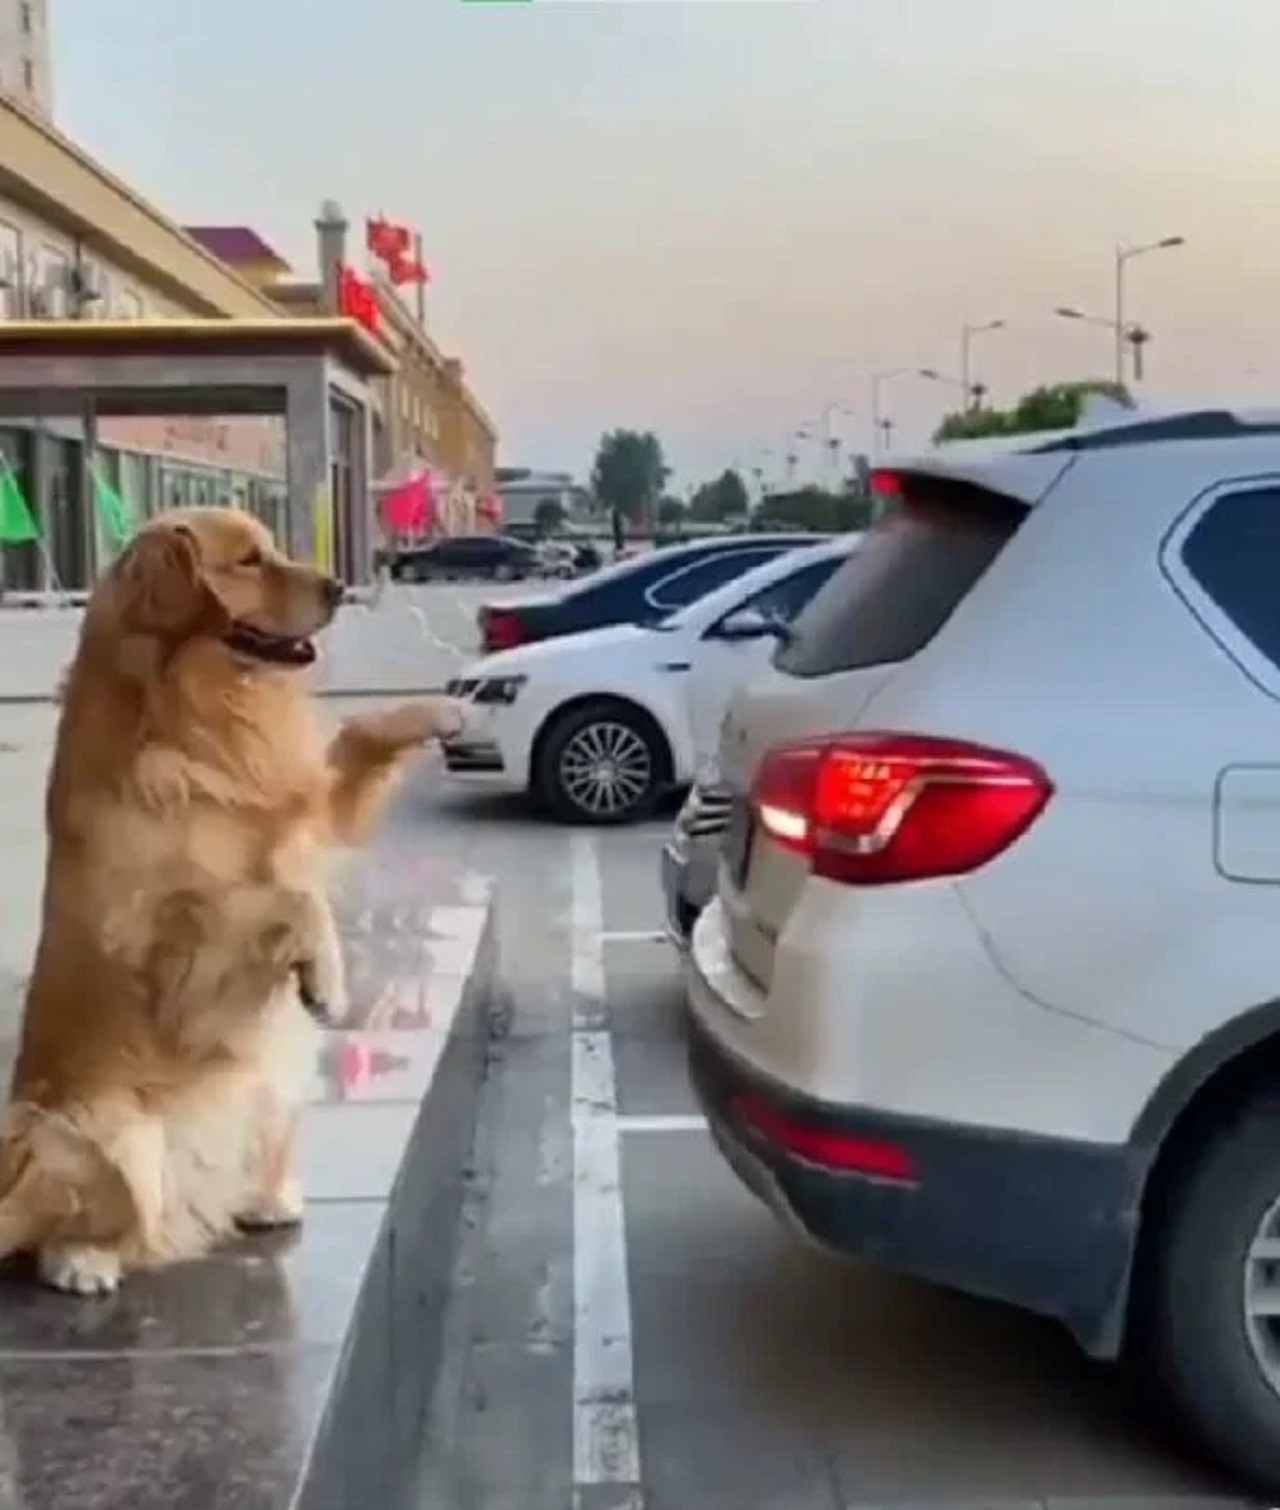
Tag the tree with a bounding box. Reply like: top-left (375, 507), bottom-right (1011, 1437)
top-left (591, 430), bottom-right (669, 534)
top-left (533, 497), bottom-right (566, 537)
top-left (688, 469), bottom-right (750, 523)
top-left (656, 495), bottom-right (686, 528)
top-left (754, 482), bottom-right (876, 534)
top-left (932, 380), bottom-right (1132, 444)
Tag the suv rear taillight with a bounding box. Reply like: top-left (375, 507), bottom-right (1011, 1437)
top-left (749, 732), bottom-right (1052, 885)
top-left (481, 607), bottom-right (526, 653)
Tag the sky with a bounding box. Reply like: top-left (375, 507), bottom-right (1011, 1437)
top-left (52, 0), bottom-right (1280, 489)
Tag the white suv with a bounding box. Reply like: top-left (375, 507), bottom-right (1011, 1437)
top-left (684, 406), bottom-right (1280, 1493)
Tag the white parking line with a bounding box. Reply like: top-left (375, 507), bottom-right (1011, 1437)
top-left (569, 832), bottom-right (643, 1496)
top-left (600, 929), bottom-right (668, 944)
top-left (616, 1114), bottom-right (708, 1134)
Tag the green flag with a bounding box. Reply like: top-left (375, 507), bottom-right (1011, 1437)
top-left (0, 461), bottom-right (38, 544)
top-left (90, 467), bottom-right (136, 546)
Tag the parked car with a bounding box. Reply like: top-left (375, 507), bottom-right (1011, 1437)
top-left (442, 535), bottom-right (856, 823)
top-left (682, 405), bottom-right (1280, 1496)
top-left (389, 534), bottom-right (539, 582)
top-left (475, 533), bottom-right (824, 654)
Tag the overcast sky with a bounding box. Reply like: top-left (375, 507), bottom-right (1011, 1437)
top-left (53, 0), bottom-right (1280, 487)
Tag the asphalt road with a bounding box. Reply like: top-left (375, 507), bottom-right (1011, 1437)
top-left (409, 766), bottom-right (1254, 1510)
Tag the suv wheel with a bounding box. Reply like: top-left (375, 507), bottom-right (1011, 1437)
top-left (1139, 1096), bottom-right (1280, 1493)
top-left (534, 701), bottom-right (666, 825)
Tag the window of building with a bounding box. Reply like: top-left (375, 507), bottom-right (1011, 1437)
top-left (0, 223), bottom-right (21, 320)
top-left (21, 58), bottom-right (34, 92)
top-left (35, 245), bottom-right (70, 318)
top-left (19, 3), bottom-right (32, 35)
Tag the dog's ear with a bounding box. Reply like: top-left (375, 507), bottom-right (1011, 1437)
top-left (114, 526), bottom-right (228, 639)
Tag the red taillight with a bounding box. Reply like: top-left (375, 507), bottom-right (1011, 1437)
top-left (732, 1092), bottom-right (917, 1181)
top-left (482, 608), bottom-right (525, 652)
top-left (750, 732), bottom-right (1052, 885)
top-left (868, 468), bottom-right (902, 500)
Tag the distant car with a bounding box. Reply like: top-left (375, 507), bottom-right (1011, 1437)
top-left (390, 534), bottom-right (539, 583)
top-left (535, 540), bottom-right (581, 579)
top-left (571, 540), bottom-right (602, 573)
top-left (475, 533), bottom-right (824, 655)
top-left (443, 535), bottom-right (856, 823)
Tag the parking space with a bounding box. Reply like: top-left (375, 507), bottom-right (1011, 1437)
top-left (416, 774), bottom-right (1254, 1509)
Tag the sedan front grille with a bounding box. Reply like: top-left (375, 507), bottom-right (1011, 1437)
top-left (679, 780), bottom-right (734, 839)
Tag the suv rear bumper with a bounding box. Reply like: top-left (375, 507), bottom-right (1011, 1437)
top-left (684, 1007), bottom-right (1139, 1358)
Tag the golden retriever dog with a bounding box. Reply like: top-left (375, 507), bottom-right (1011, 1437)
top-left (0, 507), bottom-right (462, 1295)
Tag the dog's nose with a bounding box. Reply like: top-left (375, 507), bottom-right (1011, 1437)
top-left (322, 577), bottom-right (344, 609)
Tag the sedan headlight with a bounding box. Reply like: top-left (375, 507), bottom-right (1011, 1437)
top-left (473, 675), bottom-right (527, 706)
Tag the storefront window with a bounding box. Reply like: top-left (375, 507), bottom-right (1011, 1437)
top-left (0, 427), bottom-right (39, 594)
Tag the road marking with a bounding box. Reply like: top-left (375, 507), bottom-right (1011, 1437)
top-left (616, 1114), bottom-right (708, 1134)
top-left (570, 832), bottom-right (642, 1492)
top-left (599, 929), bottom-right (667, 944)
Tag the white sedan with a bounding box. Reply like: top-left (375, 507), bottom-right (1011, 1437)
top-left (441, 534), bottom-right (859, 823)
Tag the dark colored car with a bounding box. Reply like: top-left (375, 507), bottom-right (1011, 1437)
top-left (390, 534), bottom-right (539, 583)
top-left (477, 533), bottom-right (825, 653)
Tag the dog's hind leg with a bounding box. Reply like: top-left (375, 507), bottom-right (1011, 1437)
top-left (236, 1085), bottom-right (304, 1230)
top-left (35, 1112), bottom-right (166, 1296)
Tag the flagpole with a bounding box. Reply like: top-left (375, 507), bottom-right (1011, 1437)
top-left (413, 231), bottom-right (427, 329)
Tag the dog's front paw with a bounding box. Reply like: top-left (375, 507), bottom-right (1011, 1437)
top-left (236, 1179), bottom-right (305, 1230)
top-left (342, 697), bottom-right (465, 752)
top-left (38, 1243), bottom-right (122, 1296)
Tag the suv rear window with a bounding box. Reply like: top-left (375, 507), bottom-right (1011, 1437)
top-left (772, 477), bottom-right (1026, 678)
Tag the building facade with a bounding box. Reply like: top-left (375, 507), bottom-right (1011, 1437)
top-left (0, 86), bottom-right (499, 593)
top-left (0, 0), bottom-right (51, 117)
top-left (495, 467), bottom-right (593, 529)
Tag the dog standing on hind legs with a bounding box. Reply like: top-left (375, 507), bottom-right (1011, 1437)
top-left (0, 507), bottom-right (463, 1295)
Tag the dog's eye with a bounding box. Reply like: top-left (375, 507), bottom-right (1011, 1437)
top-left (238, 548), bottom-right (263, 568)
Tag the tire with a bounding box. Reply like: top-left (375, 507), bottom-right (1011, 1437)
top-left (533, 700), bottom-right (668, 825)
top-left (1138, 1095), bottom-right (1280, 1494)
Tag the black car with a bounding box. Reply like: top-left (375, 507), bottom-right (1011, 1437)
top-left (476, 533), bottom-right (823, 653)
top-left (390, 534), bottom-right (539, 583)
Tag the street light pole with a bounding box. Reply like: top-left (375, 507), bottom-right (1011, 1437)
top-left (1113, 236), bottom-right (1184, 383)
top-left (822, 402), bottom-right (856, 488)
top-left (960, 320), bottom-right (1005, 408)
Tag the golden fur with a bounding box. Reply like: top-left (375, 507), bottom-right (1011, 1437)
top-left (0, 508), bottom-right (461, 1294)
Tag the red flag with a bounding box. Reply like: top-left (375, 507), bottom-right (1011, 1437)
top-left (338, 262), bottom-right (380, 335)
top-left (366, 216), bottom-right (411, 263)
top-left (388, 253), bottom-right (430, 287)
top-left (380, 472), bottom-right (434, 534)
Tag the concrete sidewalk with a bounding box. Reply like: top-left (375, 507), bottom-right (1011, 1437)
top-left (0, 706), bottom-right (56, 1042)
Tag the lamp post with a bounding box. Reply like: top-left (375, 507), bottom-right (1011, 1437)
top-left (959, 320), bottom-right (1005, 408)
top-left (1055, 305), bottom-right (1155, 382)
top-left (785, 428), bottom-right (812, 488)
top-left (1114, 237), bottom-right (1183, 384)
top-left (821, 402), bottom-right (857, 488)
top-left (869, 369), bottom-right (961, 455)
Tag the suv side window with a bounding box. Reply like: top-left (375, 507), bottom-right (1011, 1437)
top-left (1178, 484), bottom-right (1280, 673)
top-left (646, 547), bottom-right (780, 612)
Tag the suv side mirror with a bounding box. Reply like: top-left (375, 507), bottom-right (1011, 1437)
top-left (714, 606), bottom-right (784, 642)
